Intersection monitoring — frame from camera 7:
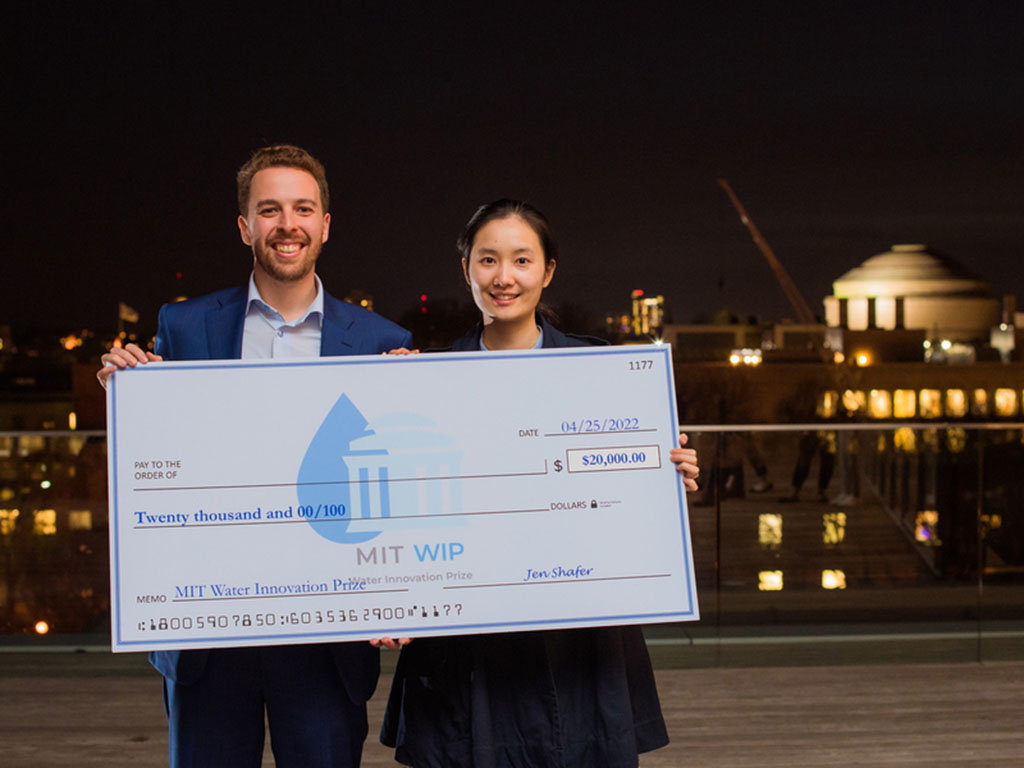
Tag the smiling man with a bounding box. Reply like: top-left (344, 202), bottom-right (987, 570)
top-left (98, 145), bottom-right (412, 768)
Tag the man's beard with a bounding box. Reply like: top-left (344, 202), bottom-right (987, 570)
top-left (252, 237), bottom-right (322, 282)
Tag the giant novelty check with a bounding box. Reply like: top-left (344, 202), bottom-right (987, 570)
top-left (106, 345), bottom-right (698, 652)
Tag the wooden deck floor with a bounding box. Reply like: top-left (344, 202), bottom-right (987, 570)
top-left (2, 655), bottom-right (1022, 767)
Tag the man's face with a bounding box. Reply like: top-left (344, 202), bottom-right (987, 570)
top-left (237, 167), bottom-right (330, 283)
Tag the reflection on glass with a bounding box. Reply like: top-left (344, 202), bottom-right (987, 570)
top-left (894, 427), bottom-right (917, 452)
top-left (758, 513), bottom-right (783, 549)
top-left (894, 389), bottom-right (916, 418)
top-left (915, 510), bottom-right (940, 545)
top-left (945, 389), bottom-right (967, 418)
top-left (823, 512), bottom-right (847, 546)
top-left (922, 428), bottom-right (940, 451)
top-left (946, 427), bottom-right (967, 453)
top-left (821, 570), bottom-right (847, 590)
top-left (994, 388), bottom-right (1018, 417)
top-left (758, 571), bottom-right (784, 591)
top-left (919, 389), bottom-right (942, 419)
top-left (972, 389), bottom-right (989, 417)
top-left (868, 389), bottom-right (892, 419)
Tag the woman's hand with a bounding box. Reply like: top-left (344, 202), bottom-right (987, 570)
top-left (670, 432), bottom-right (700, 492)
top-left (369, 636), bottom-right (412, 650)
top-left (96, 343), bottom-right (163, 389)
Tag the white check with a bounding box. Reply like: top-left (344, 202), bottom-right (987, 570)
top-left (106, 345), bottom-right (699, 652)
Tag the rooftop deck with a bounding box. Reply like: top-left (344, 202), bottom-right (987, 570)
top-left (2, 652), bottom-right (1022, 767)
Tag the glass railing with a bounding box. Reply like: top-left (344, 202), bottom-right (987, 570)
top-left (2, 427), bottom-right (1022, 663)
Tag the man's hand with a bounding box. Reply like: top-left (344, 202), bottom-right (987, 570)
top-left (96, 343), bottom-right (163, 389)
top-left (382, 348), bottom-right (420, 356)
top-left (670, 432), bottom-right (700, 492)
top-left (369, 636), bottom-right (412, 650)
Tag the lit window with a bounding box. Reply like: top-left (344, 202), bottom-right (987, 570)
top-left (945, 389), bottom-right (967, 418)
top-left (894, 390), bottom-right (916, 418)
top-left (33, 509), bottom-right (57, 535)
top-left (914, 510), bottom-right (940, 545)
top-left (68, 510), bottom-right (93, 530)
top-left (818, 391), bottom-right (839, 419)
top-left (0, 508), bottom-right (20, 535)
top-left (919, 389), bottom-right (942, 419)
top-left (758, 514), bottom-right (783, 549)
top-left (868, 390), bottom-right (892, 419)
top-left (842, 390), bottom-right (865, 414)
top-left (972, 390), bottom-right (989, 417)
top-left (994, 388), bottom-right (1018, 417)
top-left (821, 570), bottom-right (847, 590)
top-left (758, 571), bottom-right (784, 591)
top-left (823, 512), bottom-right (847, 546)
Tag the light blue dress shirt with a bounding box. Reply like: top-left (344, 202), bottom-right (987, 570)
top-left (240, 273), bottom-right (325, 360)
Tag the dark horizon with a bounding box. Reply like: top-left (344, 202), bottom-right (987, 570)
top-left (4, 3), bottom-right (1021, 338)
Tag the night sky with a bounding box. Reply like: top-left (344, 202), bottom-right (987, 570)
top-left (4, 2), bottom-right (1022, 336)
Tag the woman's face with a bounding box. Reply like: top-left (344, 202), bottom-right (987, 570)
top-left (462, 215), bottom-right (556, 326)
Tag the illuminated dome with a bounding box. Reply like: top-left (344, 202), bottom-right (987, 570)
top-left (832, 244), bottom-right (992, 299)
top-left (824, 244), bottom-right (1000, 340)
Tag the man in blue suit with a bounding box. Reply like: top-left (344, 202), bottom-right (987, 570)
top-left (99, 144), bottom-right (413, 767)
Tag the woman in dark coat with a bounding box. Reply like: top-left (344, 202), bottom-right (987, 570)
top-left (378, 199), bottom-right (699, 768)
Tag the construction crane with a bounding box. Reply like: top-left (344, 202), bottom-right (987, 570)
top-left (717, 179), bottom-right (819, 326)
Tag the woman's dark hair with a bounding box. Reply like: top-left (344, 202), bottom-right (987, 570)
top-left (456, 199), bottom-right (558, 265)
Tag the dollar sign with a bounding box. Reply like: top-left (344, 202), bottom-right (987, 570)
top-left (554, 459), bottom-right (563, 472)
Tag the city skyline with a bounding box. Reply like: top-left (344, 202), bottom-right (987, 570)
top-left (4, 3), bottom-right (1021, 334)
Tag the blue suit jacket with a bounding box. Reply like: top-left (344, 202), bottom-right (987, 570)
top-left (149, 283), bottom-right (413, 704)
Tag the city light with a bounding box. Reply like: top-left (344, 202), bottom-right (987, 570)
top-left (729, 348), bottom-right (762, 366)
top-left (758, 571), bottom-right (784, 591)
top-left (34, 621), bottom-right (50, 635)
top-left (61, 333), bottom-right (83, 350)
top-left (821, 570), bottom-right (847, 590)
